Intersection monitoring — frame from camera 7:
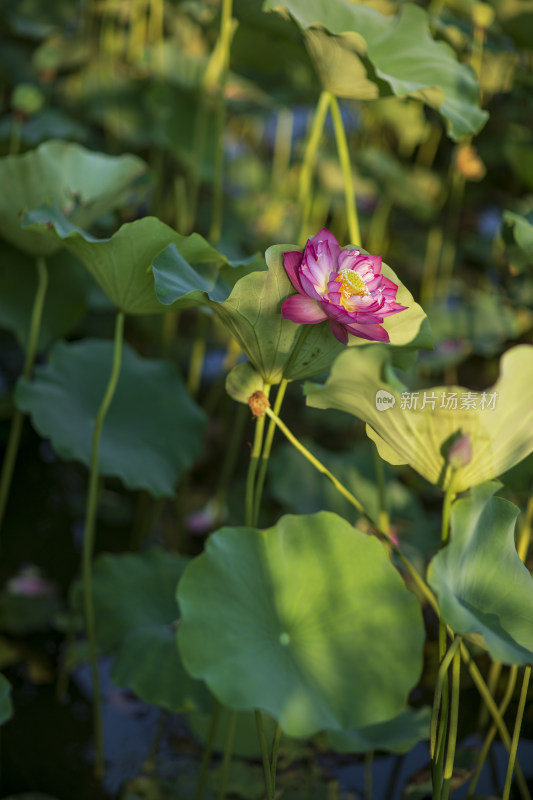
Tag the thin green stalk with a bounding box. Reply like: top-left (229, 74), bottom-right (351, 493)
top-left (460, 645), bottom-right (531, 800)
top-left (196, 700), bottom-right (221, 800)
top-left (478, 661), bottom-right (503, 730)
top-left (187, 312), bottom-right (209, 397)
top-left (430, 636), bottom-right (461, 760)
top-left (468, 665), bottom-right (518, 797)
top-left (517, 496), bottom-right (533, 562)
top-left (298, 91), bottom-right (330, 244)
top-left (213, 403), bottom-right (248, 527)
top-left (161, 309), bottom-right (179, 358)
top-left (439, 165), bottom-right (466, 296)
top-left (0, 255), bottom-right (48, 535)
top-left (253, 379), bottom-right (288, 525)
top-left (366, 194), bottom-right (392, 257)
top-left (82, 310), bottom-right (125, 778)
top-left (217, 709), bottom-right (237, 800)
top-left (373, 445), bottom-right (389, 535)
top-left (255, 710), bottom-right (274, 800)
top-left (144, 709), bottom-right (167, 773)
top-left (271, 108), bottom-right (293, 190)
top-left (420, 225), bottom-right (444, 308)
top-left (245, 384), bottom-right (270, 527)
top-left (262, 405), bottom-right (364, 517)
top-left (270, 723), bottom-right (282, 790)
top-left (208, 0), bottom-right (234, 244)
top-left (328, 93), bottom-right (361, 247)
top-left (433, 710), bottom-right (448, 800)
top-left (503, 667), bottom-right (531, 800)
top-left (442, 643), bottom-right (462, 799)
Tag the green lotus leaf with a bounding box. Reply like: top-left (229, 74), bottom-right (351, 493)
top-left (502, 211), bottom-right (533, 274)
top-left (263, 1), bottom-right (488, 140)
top-left (305, 344), bottom-right (533, 493)
top-left (0, 673), bottom-right (13, 726)
top-left (0, 139), bottom-right (146, 256)
top-left (0, 240), bottom-right (92, 351)
top-left (86, 548), bottom-right (210, 712)
top-left (327, 706), bottom-right (431, 754)
top-left (205, 243), bottom-right (430, 385)
top-left (428, 483), bottom-right (533, 665)
top-left (16, 339), bottom-right (206, 497)
top-left (152, 241), bottom-right (264, 311)
top-left (177, 512), bottom-right (425, 737)
top-left (21, 203), bottom-right (231, 315)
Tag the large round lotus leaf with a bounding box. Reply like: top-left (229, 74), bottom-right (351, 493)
top-left (22, 204), bottom-right (232, 315)
top-left (0, 139), bottom-right (146, 256)
top-left (327, 706), bottom-right (430, 754)
top-left (428, 482), bottom-right (533, 666)
top-left (209, 243), bottom-right (431, 384)
top-left (86, 549), bottom-right (211, 712)
top-left (15, 339), bottom-right (206, 497)
top-left (177, 512), bottom-right (425, 737)
top-left (263, 1), bottom-right (487, 141)
top-left (0, 240), bottom-right (92, 351)
top-left (305, 344), bottom-right (533, 493)
top-left (0, 673), bottom-right (12, 726)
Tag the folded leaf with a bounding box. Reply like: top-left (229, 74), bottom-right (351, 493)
top-left (305, 344), bottom-right (533, 492)
top-left (428, 483), bottom-right (533, 665)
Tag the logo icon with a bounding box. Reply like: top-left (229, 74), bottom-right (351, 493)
top-left (375, 390), bottom-right (395, 411)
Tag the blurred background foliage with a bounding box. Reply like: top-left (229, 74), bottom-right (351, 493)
top-left (1, 0), bottom-right (533, 797)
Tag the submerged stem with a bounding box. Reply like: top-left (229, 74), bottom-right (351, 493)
top-left (82, 310), bottom-right (125, 778)
top-left (0, 255), bottom-right (48, 536)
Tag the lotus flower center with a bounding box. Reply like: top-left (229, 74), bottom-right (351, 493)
top-left (336, 268), bottom-right (369, 305)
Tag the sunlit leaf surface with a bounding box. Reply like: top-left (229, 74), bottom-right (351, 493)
top-left (178, 512), bottom-right (424, 737)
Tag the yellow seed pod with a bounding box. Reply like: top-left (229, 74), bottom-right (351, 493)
top-left (472, 2), bottom-right (495, 29)
top-left (455, 144), bottom-right (486, 182)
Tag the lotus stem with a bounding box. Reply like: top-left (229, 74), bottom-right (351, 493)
top-left (327, 92), bottom-right (361, 247)
top-left (0, 255), bottom-right (48, 536)
top-left (270, 723), bottom-right (282, 790)
top-left (255, 709), bottom-right (274, 800)
top-left (298, 91), bottom-right (330, 244)
top-left (218, 708), bottom-right (237, 800)
top-left (467, 665), bottom-right (518, 797)
top-left (253, 379), bottom-right (288, 525)
top-left (503, 667), bottom-right (531, 800)
top-left (208, 0), bottom-right (234, 244)
top-left (82, 309), bottom-right (125, 778)
top-left (195, 699), bottom-right (221, 800)
top-left (245, 384), bottom-right (270, 527)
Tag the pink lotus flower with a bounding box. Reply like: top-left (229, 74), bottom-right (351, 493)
top-left (281, 229), bottom-right (407, 344)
